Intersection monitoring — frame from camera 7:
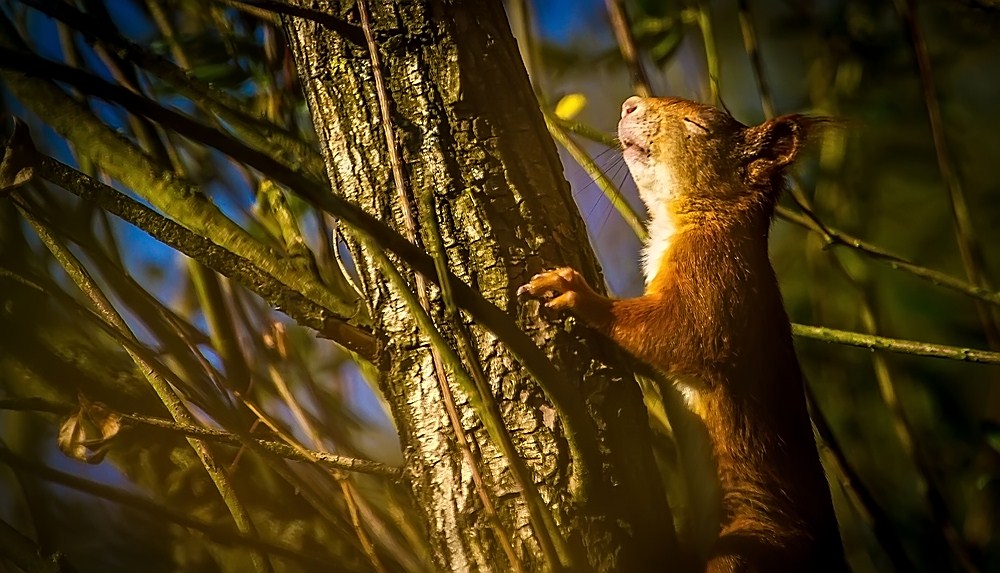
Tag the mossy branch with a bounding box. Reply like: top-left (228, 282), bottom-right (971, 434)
top-left (34, 154), bottom-right (376, 358)
top-left (0, 63), bottom-right (357, 330)
top-left (793, 324), bottom-right (1000, 366)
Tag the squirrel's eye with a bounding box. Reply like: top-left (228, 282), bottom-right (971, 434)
top-left (683, 117), bottom-right (709, 134)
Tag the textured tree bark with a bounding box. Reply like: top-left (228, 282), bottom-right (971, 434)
top-left (285, 1), bottom-right (675, 570)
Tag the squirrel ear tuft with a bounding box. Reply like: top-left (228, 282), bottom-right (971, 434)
top-left (761, 115), bottom-right (806, 167)
top-left (744, 114), bottom-right (828, 186)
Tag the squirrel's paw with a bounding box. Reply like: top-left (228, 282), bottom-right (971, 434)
top-left (517, 267), bottom-right (590, 311)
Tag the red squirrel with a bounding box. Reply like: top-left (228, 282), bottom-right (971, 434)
top-left (519, 96), bottom-right (847, 572)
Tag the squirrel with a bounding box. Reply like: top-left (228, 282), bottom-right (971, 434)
top-left (519, 96), bottom-right (847, 572)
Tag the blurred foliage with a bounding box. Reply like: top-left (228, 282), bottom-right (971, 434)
top-left (0, 0), bottom-right (998, 571)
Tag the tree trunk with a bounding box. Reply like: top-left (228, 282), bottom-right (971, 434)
top-left (284, 1), bottom-right (674, 570)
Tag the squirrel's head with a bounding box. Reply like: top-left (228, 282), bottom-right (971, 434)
top-left (618, 96), bottom-right (816, 226)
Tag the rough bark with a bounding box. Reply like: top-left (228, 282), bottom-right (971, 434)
top-left (285, 1), bottom-right (674, 570)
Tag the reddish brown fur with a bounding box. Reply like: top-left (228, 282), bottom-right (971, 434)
top-left (521, 97), bottom-right (846, 572)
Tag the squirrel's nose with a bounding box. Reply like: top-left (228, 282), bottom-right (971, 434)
top-left (621, 96), bottom-right (643, 119)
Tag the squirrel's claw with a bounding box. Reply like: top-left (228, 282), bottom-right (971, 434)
top-left (517, 267), bottom-right (585, 298)
top-left (518, 267), bottom-right (611, 325)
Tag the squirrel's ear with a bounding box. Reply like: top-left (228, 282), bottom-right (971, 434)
top-left (744, 114), bottom-right (819, 186)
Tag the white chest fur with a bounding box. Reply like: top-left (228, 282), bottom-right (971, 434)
top-left (641, 200), bottom-right (676, 286)
top-left (636, 170), bottom-right (677, 286)
top-left (628, 156), bottom-right (680, 287)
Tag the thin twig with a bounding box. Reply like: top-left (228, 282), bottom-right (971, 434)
top-left (549, 116), bottom-right (619, 149)
top-left (270, 336), bottom-right (424, 569)
top-left (691, 4), bottom-right (720, 105)
top-left (736, 0), bottom-right (774, 119)
top-left (0, 445), bottom-right (332, 568)
top-left (418, 186), bottom-right (539, 573)
top-left (139, 413), bottom-right (402, 478)
top-left (0, 397), bottom-right (404, 478)
top-left (269, 365), bottom-right (387, 572)
top-left (894, 0), bottom-right (1000, 349)
top-left (338, 479), bottom-right (386, 573)
top-left (13, 197), bottom-right (274, 573)
top-left (0, 42), bottom-right (580, 402)
top-left (507, 0), bottom-right (543, 96)
top-left (545, 112), bottom-right (646, 241)
top-left (216, 0), bottom-right (365, 44)
top-left (792, 324), bottom-right (1000, 366)
top-left (777, 206), bottom-right (1000, 307)
top-left (605, 0), bottom-right (652, 97)
top-left (805, 387), bottom-right (917, 572)
top-left (241, 371), bottom-right (388, 573)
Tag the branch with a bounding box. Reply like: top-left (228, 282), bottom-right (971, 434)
top-left (0, 444), bottom-right (333, 568)
top-left (13, 196), bottom-right (274, 573)
top-left (777, 206), bottom-right (1000, 307)
top-left (33, 153), bottom-right (376, 359)
top-left (215, 0), bottom-right (365, 45)
top-left (894, 0), bottom-right (999, 349)
top-left (805, 387), bottom-right (917, 572)
top-left (0, 515), bottom-right (76, 573)
top-left (688, 4), bottom-right (720, 105)
top-left (17, 0), bottom-right (327, 181)
top-left (792, 324), bottom-right (1000, 366)
top-left (604, 0), bottom-right (652, 97)
top-left (548, 116), bottom-right (619, 149)
top-left (0, 45), bottom-right (571, 436)
top-left (544, 112), bottom-right (647, 241)
top-left (736, 0), bottom-right (774, 119)
top-left (0, 397), bottom-right (404, 478)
